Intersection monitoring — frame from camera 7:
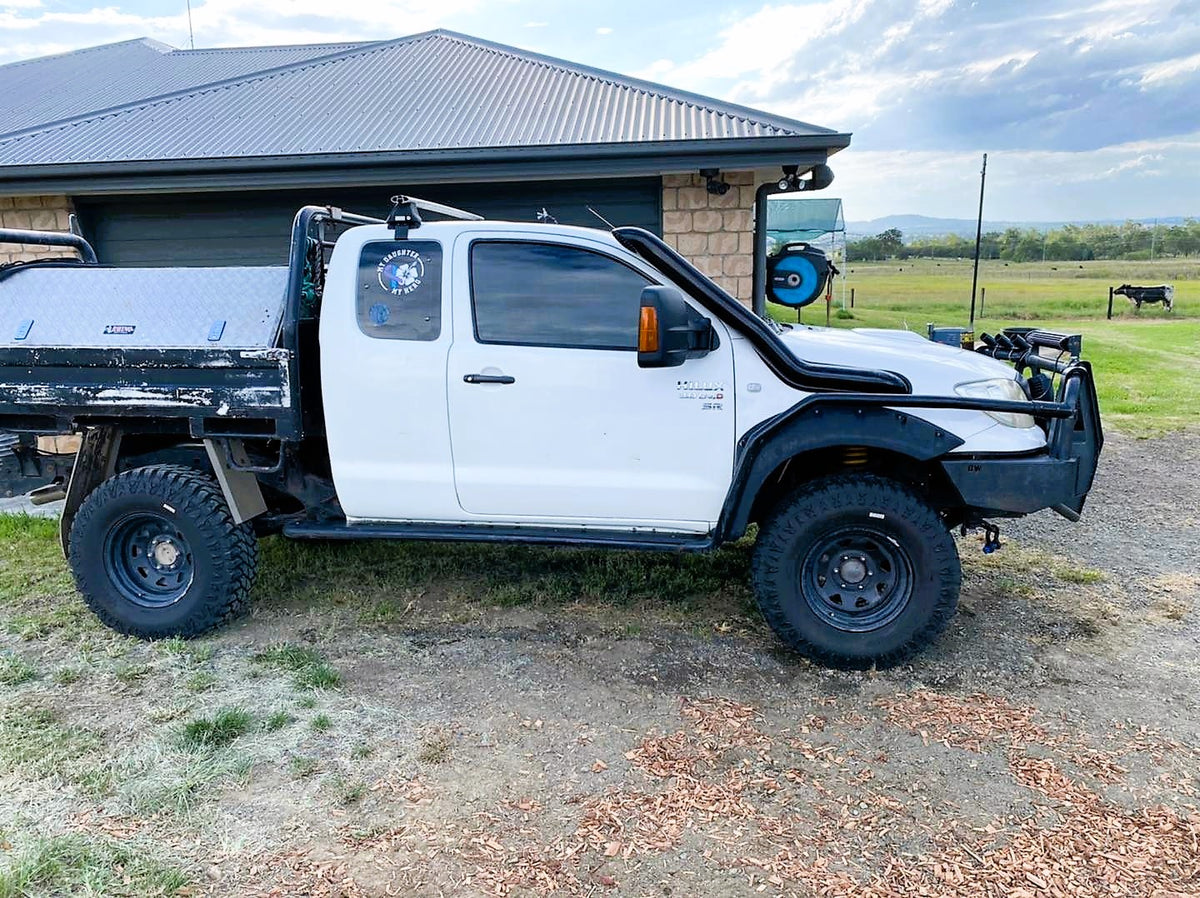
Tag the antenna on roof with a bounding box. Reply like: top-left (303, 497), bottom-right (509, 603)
top-left (185, 0), bottom-right (195, 49)
top-left (586, 206), bottom-right (615, 229)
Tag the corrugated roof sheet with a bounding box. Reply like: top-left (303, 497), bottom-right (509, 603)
top-left (0, 38), bottom-right (372, 138)
top-left (0, 30), bottom-right (840, 167)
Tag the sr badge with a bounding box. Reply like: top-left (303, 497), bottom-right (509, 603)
top-left (377, 248), bottom-right (424, 296)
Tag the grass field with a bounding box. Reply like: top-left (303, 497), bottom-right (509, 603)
top-left (771, 258), bottom-right (1200, 435)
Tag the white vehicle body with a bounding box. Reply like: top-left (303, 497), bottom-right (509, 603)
top-left (320, 221), bottom-right (1045, 534)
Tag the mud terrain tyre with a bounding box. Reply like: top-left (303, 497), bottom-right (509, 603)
top-left (752, 474), bottom-right (959, 669)
top-left (69, 464), bottom-right (258, 639)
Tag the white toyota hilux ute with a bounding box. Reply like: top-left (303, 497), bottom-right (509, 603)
top-left (0, 201), bottom-right (1103, 668)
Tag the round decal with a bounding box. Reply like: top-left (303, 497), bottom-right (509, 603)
top-left (368, 303), bottom-right (390, 326)
top-left (377, 248), bottom-right (425, 296)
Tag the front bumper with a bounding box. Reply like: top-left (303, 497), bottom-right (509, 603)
top-left (941, 362), bottom-right (1103, 520)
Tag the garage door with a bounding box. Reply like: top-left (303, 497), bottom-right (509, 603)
top-left (74, 178), bottom-right (661, 267)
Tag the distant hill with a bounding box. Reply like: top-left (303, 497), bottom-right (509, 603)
top-left (846, 214), bottom-right (1191, 241)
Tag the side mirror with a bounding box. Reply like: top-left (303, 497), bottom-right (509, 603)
top-left (637, 285), bottom-right (718, 368)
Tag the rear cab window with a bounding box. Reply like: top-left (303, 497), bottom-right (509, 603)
top-left (356, 240), bottom-right (443, 340)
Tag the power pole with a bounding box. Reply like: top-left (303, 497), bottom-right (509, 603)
top-left (969, 153), bottom-right (987, 334)
top-left (186, 0), bottom-right (195, 49)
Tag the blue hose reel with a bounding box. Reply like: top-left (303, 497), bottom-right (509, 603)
top-left (767, 242), bottom-right (837, 308)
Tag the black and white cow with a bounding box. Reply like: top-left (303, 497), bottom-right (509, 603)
top-left (1114, 284), bottom-right (1174, 311)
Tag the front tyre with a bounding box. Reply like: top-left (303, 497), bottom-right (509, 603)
top-left (752, 474), bottom-right (960, 669)
top-left (69, 465), bottom-right (258, 639)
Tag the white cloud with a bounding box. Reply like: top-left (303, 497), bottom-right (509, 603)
top-left (596, 26), bottom-right (612, 35)
top-left (830, 133), bottom-right (1200, 220)
top-left (1140, 51), bottom-right (1200, 86)
top-left (646, 0), bottom-right (1200, 155)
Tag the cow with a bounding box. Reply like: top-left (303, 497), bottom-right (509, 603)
top-left (1114, 284), bottom-right (1174, 311)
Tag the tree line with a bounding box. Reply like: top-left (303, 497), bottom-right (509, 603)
top-left (846, 220), bottom-right (1200, 262)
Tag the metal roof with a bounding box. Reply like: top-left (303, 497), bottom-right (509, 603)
top-left (0, 38), bottom-right (372, 138)
top-left (0, 30), bottom-right (850, 192)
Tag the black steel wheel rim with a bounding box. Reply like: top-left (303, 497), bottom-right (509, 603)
top-left (799, 526), bottom-right (914, 632)
top-left (102, 512), bottom-right (194, 608)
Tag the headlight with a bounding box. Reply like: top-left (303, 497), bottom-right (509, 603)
top-left (954, 377), bottom-right (1036, 428)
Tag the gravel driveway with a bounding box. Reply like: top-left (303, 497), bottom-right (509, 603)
top-left (1008, 429), bottom-right (1200, 589)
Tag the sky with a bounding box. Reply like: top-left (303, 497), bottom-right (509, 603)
top-left (1, 0), bottom-right (1198, 222)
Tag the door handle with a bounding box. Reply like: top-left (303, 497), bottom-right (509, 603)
top-left (463, 373), bottom-right (516, 385)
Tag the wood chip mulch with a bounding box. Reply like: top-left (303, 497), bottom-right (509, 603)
top-left (239, 692), bottom-right (1200, 897)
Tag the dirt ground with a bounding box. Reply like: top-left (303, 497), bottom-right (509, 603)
top-left (1, 431), bottom-right (1198, 897)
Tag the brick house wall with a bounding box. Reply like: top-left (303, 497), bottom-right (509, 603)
top-left (0, 195), bottom-right (77, 265)
top-left (661, 171), bottom-right (757, 305)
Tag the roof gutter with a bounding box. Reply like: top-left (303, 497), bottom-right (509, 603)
top-left (0, 134), bottom-right (850, 196)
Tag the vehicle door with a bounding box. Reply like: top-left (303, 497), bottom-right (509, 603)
top-left (445, 233), bottom-right (735, 531)
top-left (321, 232), bottom-right (458, 521)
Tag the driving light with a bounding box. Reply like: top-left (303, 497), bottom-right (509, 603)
top-left (954, 378), bottom-right (1036, 428)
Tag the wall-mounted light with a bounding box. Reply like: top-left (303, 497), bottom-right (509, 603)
top-left (700, 168), bottom-right (731, 196)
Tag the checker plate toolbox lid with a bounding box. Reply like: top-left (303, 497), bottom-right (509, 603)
top-left (0, 262), bottom-right (299, 440)
top-left (0, 266), bottom-right (289, 350)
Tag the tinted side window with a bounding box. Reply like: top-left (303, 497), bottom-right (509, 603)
top-left (470, 242), bottom-right (652, 350)
top-left (356, 240), bottom-right (442, 340)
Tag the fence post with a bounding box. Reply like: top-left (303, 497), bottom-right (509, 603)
top-left (980, 286), bottom-right (985, 318)
top-left (1107, 286), bottom-right (1114, 320)
top-left (850, 287), bottom-right (855, 308)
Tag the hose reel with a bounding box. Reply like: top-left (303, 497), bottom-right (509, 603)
top-left (766, 242), bottom-right (838, 308)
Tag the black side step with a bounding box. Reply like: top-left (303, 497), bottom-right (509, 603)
top-left (282, 521), bottom-right (713, 553)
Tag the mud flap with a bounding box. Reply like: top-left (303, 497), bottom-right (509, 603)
top-left (60, 426), bottom-right (122, 557)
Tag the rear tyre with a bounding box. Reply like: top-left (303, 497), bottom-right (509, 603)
top-left (752, 474), bottom-right (959, 669)
top-left (69, 464), bottom-right (258, 639)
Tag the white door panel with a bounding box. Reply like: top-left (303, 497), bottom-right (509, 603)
top-left (446, 232), bottom-right (736, 529)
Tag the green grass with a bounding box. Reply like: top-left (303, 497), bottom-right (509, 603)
top-left (184, 671), bottom-right (216, 693)
top-left (252, 643), bottom-right (342, 690)
top-left (0, 704), bottom-right (100, 781)
top-left (264, 710), bottom-right (295, 732)
top-left (289, 755), bottom-right (317, 778)
top-left (1052, 562), bottom-right (1107, 585)
top-left (0, 833), bottom-right (187, 898)
top-left (310, 713), bottom-right (332, 733)
top-left (179, 707), bottom-right (253, 751)
top-left (114, 662), bottom-right (152, 684)
top-left (0, 515), bottom-right (93, 641)
top-left (0, 651), bottom-right (37, 686)
top-left (50, 666), bottom-right (81, 686)
top-left (255, 530), bottom-right (756, 614)
top-left (775, 258), bottom-right (1200, 435)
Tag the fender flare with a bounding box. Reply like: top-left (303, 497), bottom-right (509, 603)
top-left (716, 402), bottom-right (965, 540)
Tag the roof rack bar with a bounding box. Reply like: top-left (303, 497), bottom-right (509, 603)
top-left (386, 194), bottom-right (482, 238)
